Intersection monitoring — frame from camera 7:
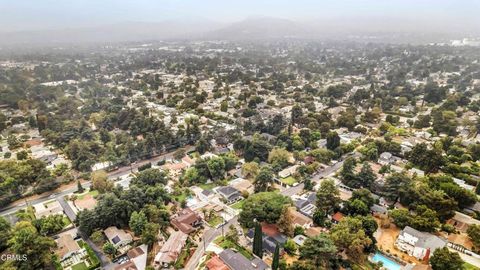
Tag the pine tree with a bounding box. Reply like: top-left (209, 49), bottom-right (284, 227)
top-left (253, 222), bottom-right (263, 258)
top-left (272, 243), bottom-right (280, 270)
top-left (77, 180), bottom-right (84, 193)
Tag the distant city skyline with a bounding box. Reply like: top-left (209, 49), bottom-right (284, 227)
top-left (0, 0), bottom-right (479, 33)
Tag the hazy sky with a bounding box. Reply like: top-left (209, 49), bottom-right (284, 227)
top-left (0, 0), bottom-right (479, 32)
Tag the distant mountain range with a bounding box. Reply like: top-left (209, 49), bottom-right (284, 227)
top-left (0, 16), bottom-right (476, 46)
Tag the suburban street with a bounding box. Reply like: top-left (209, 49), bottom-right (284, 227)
top-left (0, 145), bottom-right (194, 218)
top-left (184, 216), bottom-right (239, 270)
top-left (281, 152), bottom-right (360, 196)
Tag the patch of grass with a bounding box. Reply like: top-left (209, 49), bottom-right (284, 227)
top-left (173, 192), bottom-right (188, 203)
top-left (174, 240), bottom-right (193, 269)
top-left (207, 215), bottom-right (224, 227)
top-left (71, 262), bottom-right (88, 270)
top-left (231, 200), bottom-right (244, 209)
top-left (198, 182), bottom-right (216, 191)
top-left (281, 176), bottom-right (297, 186)
top-left (63, 216), bottom-right (72, 226)
top-left (214, 236), bottom-right (253, 260)
top-left (77, 190), bottom-right (99, 200)
top-left (464, 262), bottom-right (480, 270)
top-left (79, 241), bottom-right (100, 269)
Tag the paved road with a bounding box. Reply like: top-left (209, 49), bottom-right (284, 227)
top-left (184, 216), bottom-right (239, 270)
top-left (449, 248), bottom-right (480, 268)
top-left (108, 145), bottom-right (194, 179)
top-left (0, 182), bottom-right (92, 217)
top-left (0, 146), bottom-right (194, 217)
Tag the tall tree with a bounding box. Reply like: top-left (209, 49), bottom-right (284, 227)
top-left (8, 221), bottom-right (56, 269)
top-left (91, 170), bottom-right (113, 193)
top-left (467, 224), bottom-right (480, 249)
top-left (330, 217), bottom-right (372, 261)
top-left (272, 243), bottom-right (280, 270)
top-left (357, 162), bottom-right (376, 189)
top-left (141, 222), bottom-right (160, 246)
top-left (429, 247), bottom-right (464, 270)
top-left (326, 131), bottom-right (340, 150)
top-left (340, 157), bottom-right (357, 187)
top-left (277, 206), bottom-right (294, 237)
top-left (253, 222), bottom-right (263, 258)
top-left (254, 166), bottom-right (274, 192)
top-left (299, 234), bottom-right (337, 268)
top-left (315, 179), bottom-right (341, 215)
top-left (0, 216), bottom-right (11, 252)
top-left (129, 211), bottom-right (148, 236)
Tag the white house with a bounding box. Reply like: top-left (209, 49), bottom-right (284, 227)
top-left (278, 165), bottom-right (299, 178)
top-left (104, 226), bottom-right (133, 248)
top-left (395, 226), bottom-right (446, 261)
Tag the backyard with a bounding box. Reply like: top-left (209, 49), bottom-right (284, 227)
top-left (214, 236), bottom-right (253, 260)
top-left (71, 262), bottom-right (88, 270)
top-left (231, 200), bottom-right (244, 210)
top-left (281, 176), bottom-right (297, 186)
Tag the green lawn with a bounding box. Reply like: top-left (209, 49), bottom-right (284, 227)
top-left (71, 262), bottom-right (88, 270)
top-left (174, 241), bottom-right (193, 269)
top-left (173, 192), bottom-right (188, 203)
top-left (63, 216), bottom-right (72, 226)
top-left (464, 262), bottom-right (480, 270)
top-left (198, 183), bottom-right (216, 191)
top-left (214, 236), bottom-right (253, 260)
top-left (231, 200), bottom-right (244, 210)
top-left (207, 215), bottom-right (224, 227)
top-left (77, 190), bottom-right (99, 200)
top-left (281, 176), bottom-right (297, 186)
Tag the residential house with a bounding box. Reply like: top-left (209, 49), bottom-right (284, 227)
top-left (278, 165), bottom-right (299, 178)
top-left (465, 202), bottom-right (480, 215)
top-left (447, 211), bottom-right (480, 233)
top-left (395, 226), bottom-right (447, 261)
top-left (292, 235), bottom-right (307, 246)
top-left (331, 212), bottom-right (344, 224)
top-left (370, 204), bottom-right (388, 216)
top-left (154, 231), bottom-right (188, 268)
top-left (289, 207), bottom-right (313, 228)
top-left (91, 161), bottom-right (112, 171)
top-left (33, 200), bottom-right (64, 219)
top-left (218, 249), bottom-right (270, 270)
top-left (116, 244), bottom-right (148, 270)
top-left (293, 193), bottom-right (317, 218)
top-left (104, 226), bottom-right (133, 248)
top-left (378, 152), bottom-right (396, 165)
top-left (452, 178), bottom-right (475, 192)
top-left (215, 186), bottom-right (243, 204)
top-left (170, 208), bottom-right (202, 234)
top-left (247, 224), bottom-right (287, 255)
top-left (339, 132), bottom-right (362, 144)
top-left (206, 255), bottom-right (229, 270)
top-left (56, 234), bottom-right (83, 261)
top-left (229, 178), bottom-right (254, 194)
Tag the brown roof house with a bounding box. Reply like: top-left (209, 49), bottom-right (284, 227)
top-left (154, 231), bottom-right (188, 268)
top-left (56, 234), bottom-right (83, 261)
top-left (171, 208), bottom-right (202, 234)
top-left (447, 211), bottom-right (480, 233)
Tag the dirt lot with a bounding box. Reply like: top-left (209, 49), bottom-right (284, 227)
top-left (374, 217), bottom-right (424, 266)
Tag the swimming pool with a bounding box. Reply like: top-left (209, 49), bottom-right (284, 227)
top-left (371, 252), bottom-right (402, 270)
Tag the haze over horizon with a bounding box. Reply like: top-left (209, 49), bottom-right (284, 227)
top-left (0, 0), bottom-right (479, 45)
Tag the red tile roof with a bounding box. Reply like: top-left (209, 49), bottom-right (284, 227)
top-left (332, 212), bottom-right (344, 222)
top-left (206, 255), bottom-right (230, 270)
